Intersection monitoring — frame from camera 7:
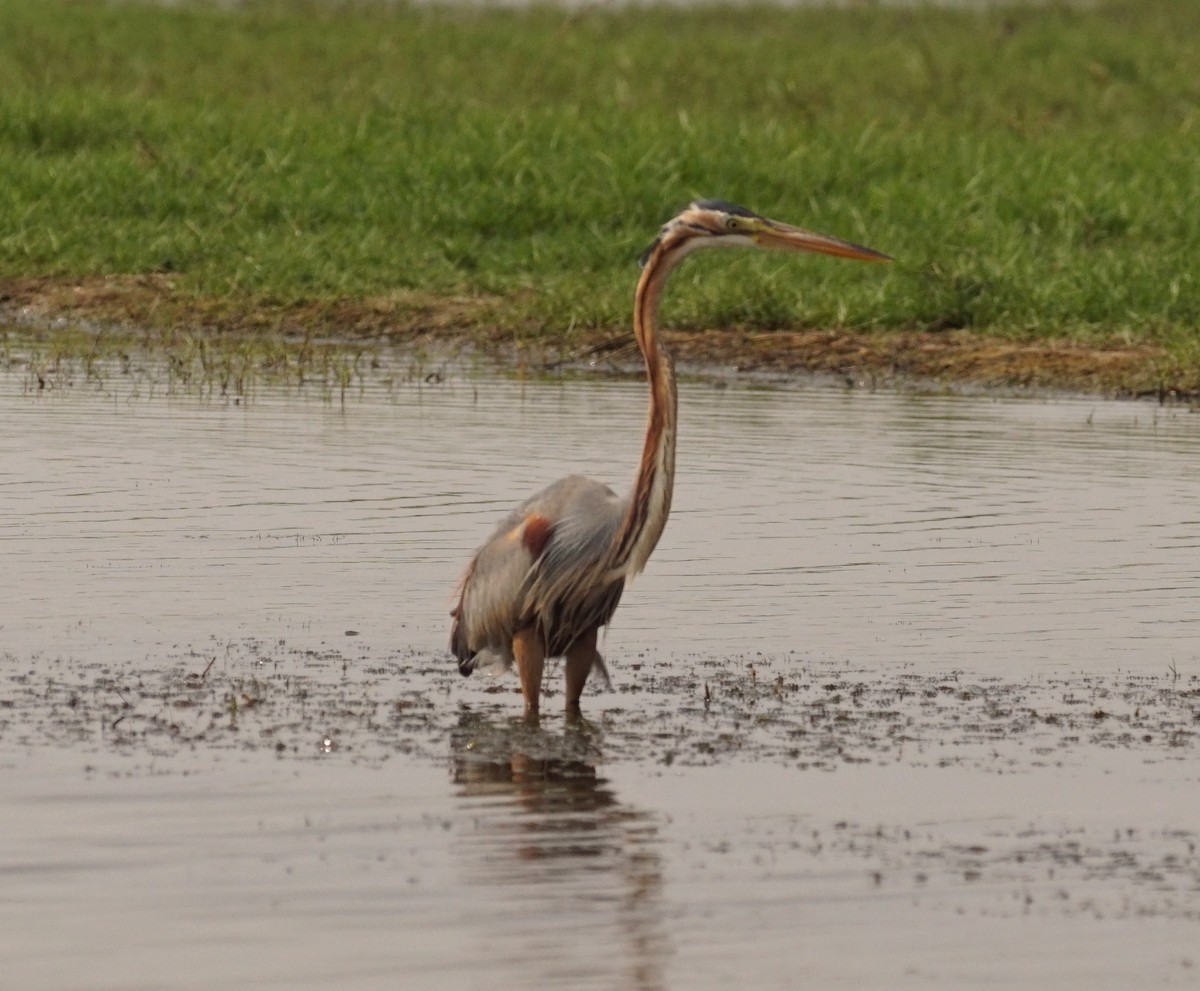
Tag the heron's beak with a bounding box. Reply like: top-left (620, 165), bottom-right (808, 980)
top-left (757, 220), bottom-right (891, 263)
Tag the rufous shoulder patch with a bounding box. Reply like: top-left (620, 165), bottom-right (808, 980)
top-left (521, 514), bottom-right (554, 559)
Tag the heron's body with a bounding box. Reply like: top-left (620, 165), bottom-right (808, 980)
top-left (451, 474), bottom-right (626, 671)
top-left (451, 199), bottom-right (888, 716)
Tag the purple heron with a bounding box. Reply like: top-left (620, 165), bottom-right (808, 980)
top-left (451, 200), bottom-right (890, 716)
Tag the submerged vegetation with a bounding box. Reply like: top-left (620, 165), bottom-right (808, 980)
top-left (1, 0), bottom-right (1199, 392)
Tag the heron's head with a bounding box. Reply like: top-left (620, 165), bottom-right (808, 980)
top-left (639, 199), bottom-right (891, 268)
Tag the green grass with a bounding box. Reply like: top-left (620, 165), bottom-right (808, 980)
top-left (1, 0), bottom-right (1199, 350)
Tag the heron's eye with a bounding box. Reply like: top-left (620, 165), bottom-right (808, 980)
top-left (724, 216), bottom-right (740, 231)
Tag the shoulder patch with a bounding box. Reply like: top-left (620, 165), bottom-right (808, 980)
top-left (521, 514), bottom-right (554, 559)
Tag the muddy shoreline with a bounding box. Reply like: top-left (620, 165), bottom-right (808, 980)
top-left (2, 274), bottom-right (1192, 399)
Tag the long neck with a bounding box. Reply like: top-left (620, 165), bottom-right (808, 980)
top-left (612, 240), bottom-right (682, 578)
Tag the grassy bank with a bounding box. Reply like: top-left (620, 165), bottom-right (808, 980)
top-left (1, 0), bottom-right (1198, 392)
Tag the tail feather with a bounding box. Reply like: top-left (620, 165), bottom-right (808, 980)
top-left (451, 605), bottom-right (514, 679)
top-left (449, 603), bottom-right (475, 677)
top-left (464, 648), bottom-right (512, 678)
top-left (591, 650), bottom-right (613, 691)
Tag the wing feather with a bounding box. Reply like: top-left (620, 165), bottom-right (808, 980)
top-left (451, 475), bottom-right (628, 674)
top-left (521, 477), bottom-right (627, 657)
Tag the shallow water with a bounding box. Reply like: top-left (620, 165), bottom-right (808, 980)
top-left (3, 362), bottom-right (1199, 989)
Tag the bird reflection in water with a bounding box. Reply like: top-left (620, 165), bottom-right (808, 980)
top-left (450, 710), bottom-right (669, 990)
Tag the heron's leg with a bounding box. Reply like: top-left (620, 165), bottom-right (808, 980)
top-left (512, 627), bottom-right (545, 717)
top-left (564, 627), bottom-right (599, 710)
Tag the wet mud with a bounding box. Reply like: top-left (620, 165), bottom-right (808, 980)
top-left (9, 638), bottom-right (1197, 773)
top-left (1, 274), bottom-right (1190, 397)
top-left (6, 639), bottom-right (1198, 928)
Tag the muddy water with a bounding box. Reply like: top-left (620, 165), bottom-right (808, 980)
top-left (3, 363), bottom-right (1199, 990)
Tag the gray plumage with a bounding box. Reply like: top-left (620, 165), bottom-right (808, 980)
top-left (451, 474), bottom-right (625, 681)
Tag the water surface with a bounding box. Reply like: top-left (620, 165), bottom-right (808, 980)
top-left (2, 363), bottom-right (1198, 989)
